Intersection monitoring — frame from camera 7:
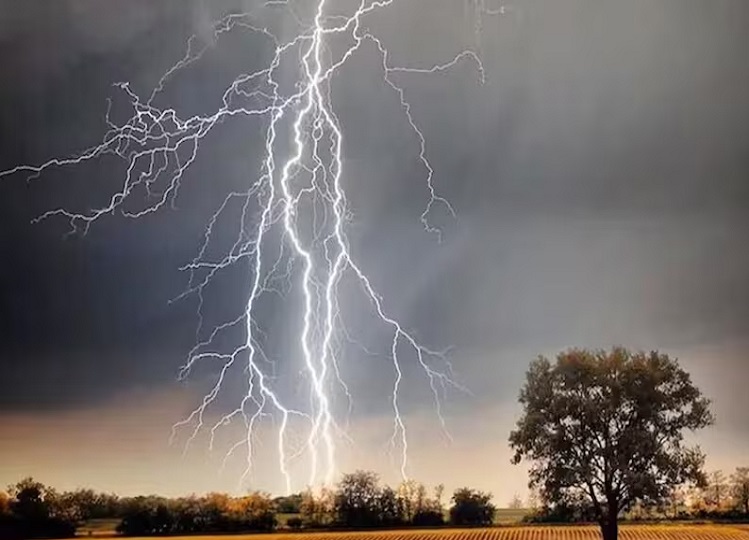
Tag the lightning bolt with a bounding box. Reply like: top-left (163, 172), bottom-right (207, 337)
top-left (1, 0), bottom-right (497, 493)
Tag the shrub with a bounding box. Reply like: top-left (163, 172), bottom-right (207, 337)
top-left (449, 488), bottom-right (495, 526)
top-left (412, 509), bottom-right (445, 527)
top-left (287, 516), bottom-right (303, 530)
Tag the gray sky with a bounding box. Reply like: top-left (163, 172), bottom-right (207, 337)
top-left (0, 0), bottom-right (747, 502)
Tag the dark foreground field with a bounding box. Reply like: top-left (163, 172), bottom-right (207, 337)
top-left (92, 525), bottom-right (749, 540)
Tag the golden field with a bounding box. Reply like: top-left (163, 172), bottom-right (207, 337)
top-left (115, 525), bottom-right (749, 540)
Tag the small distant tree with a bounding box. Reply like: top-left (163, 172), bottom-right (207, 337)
top-left (273, 493), bottom-right (303, 514)
top-left (4, 478), bottom-right (77, 539)
top-left (509, 348), bottom-right (714, 540)
top-left (227, 491), bottom-right (276, 531)
top-left (705, 470), bottom-right (729, 511)
top-left (377, 486), bottom-right (404, 526)
top-left (201, 492), bottom-right (231, 529)
top-left (664, 485), bottom-right (690, 519)
top-left (526, 488), bottom-right (541, 513)
top-left (99, 492), bottom-right (123, 518)
top-left (449, 488), bottom-right (495, 526)
top-left (334, 471), bottom-right (382, 528)
top-left (300, 488), bottom-right (334, 528)
top-left (7, 478), bottom-right (50, 521)
top-left (412, 483), bottom-right (445, 527)
top-left (731, 468), bottom-right (749, 515)
top-left (397, 480), bottom-right (423, 522)
top-left (172, 496), bottom-right (202, 534)
top-left (508, 494), bottom-right (524, 510)
top-left (434, 484), bottom-right (445, 508)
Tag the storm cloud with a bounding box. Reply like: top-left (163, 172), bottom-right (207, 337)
top-left (0, 0), bottom-right (747, 498)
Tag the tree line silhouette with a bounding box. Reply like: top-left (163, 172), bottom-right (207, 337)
top-left (1, 465), bottom-right (747, 538)
top-left (524, 466), bottom-right (749, 524)
top-left (0, 473), bottom-right (496, 537)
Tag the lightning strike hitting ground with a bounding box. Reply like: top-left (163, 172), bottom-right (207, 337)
top-left (1, 0), bottom-right (500, 493)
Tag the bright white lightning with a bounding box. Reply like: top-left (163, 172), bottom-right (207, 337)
top-left (1, 0), bottom-right (494, 493)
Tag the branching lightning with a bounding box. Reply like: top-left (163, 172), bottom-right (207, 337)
top-left (1, 0), bottom-right (501, 493)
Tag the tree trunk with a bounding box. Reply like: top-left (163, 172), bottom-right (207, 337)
top-left (600, 520), bottom-right (618, 540)
top-left (600, 503), bottom-right (619, 540)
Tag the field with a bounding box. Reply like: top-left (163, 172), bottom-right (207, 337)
top-left (110, 525), bottom-right (749, 540)
top-left (493, 509), bottom-right (531, 524)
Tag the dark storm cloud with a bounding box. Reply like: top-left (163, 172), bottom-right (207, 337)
top-left (0, 1), bottom-right (227, 410)
top-left (0, 0), bottom-right (747, 431)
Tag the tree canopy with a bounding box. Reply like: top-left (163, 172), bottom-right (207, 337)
top-left (509, 348), bottom-right (713, 540)
top-left (449, 488), bottom-right (496, 526)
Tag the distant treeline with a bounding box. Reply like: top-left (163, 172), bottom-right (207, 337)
top-left (2, 466), bottom-right (748, 538)
top-left (0, 472), bottom-right (495, 538)
top-left (525, 467), bottom-right (749, 525)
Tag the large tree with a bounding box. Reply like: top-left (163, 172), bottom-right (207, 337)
top-left (509, 348), bottom-right (713, 540)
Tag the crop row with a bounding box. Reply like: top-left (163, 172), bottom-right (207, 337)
top-left (264, 526), bottom-right (749, 540)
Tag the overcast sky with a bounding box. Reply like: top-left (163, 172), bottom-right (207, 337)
top-left (0, 0), bottom-right (747, 502)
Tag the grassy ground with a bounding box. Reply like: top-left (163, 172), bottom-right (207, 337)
top-left (277, 513), bottom-right (301, 526)
top-left (76, 524), bottom-right (749, 539)
top-left (76, 518), bottom-right (120, 536)
top-left (493, 508), bottom-right (530, 524)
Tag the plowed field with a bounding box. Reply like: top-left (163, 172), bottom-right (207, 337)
top-left (122, 525), bottom-right (749, 540)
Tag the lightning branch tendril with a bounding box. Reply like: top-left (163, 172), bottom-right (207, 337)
top-left (1, 0), bottom-right (501, 493)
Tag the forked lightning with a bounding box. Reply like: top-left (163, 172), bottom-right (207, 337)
top-left (1, 0), bottom-right (500, 493)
